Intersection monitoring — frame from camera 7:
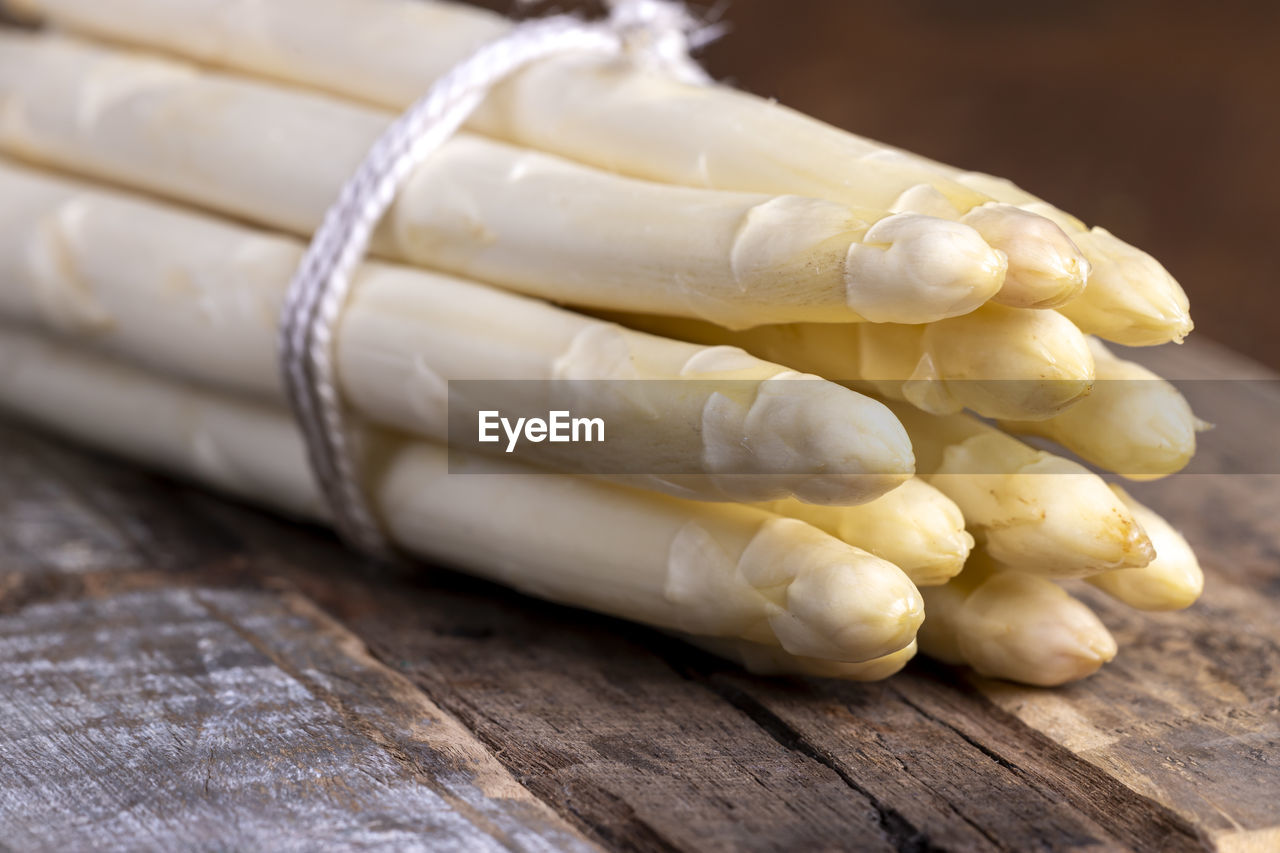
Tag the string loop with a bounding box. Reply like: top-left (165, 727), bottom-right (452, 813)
top-left (278, 1), bottom-right (714, 556)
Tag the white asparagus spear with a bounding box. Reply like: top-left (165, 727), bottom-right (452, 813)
top-left (0, 161), bottom-right (914, 505)
top-left (677, 635), bottom-right (918, 681)
top-left (607, 304), bottom-right (1096, 421)
top-left (0, 32), bottom-right (1007, 328)
top-left (0, 327), bottom-right (925, 662)
top-left (946, 171), bottom-right (1192, 346)
top-left (755, 479), bottom-right (973, 588)
top-left (1000, 338), bottom-right (1206, 479)
top-left (4, 0), bottom-right (1092, 313)
top-left (917, 552), bottom-right (1118, 686)
top-left (885, 402), bottom-right (1156, 577)
top-left (1086, 486), bottom-right (1204, 612)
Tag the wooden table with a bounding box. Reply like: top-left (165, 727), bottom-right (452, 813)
top-left (1, 337), bottom-right (1277, 852)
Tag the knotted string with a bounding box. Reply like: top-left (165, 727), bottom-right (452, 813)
top-left (278, 0), bottom-right (718, 557)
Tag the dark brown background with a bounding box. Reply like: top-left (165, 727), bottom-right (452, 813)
top-left (492, 0), bottom-right (1280, 369)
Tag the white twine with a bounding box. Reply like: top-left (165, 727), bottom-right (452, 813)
top-left (278, 0), bottom-right (719, 557)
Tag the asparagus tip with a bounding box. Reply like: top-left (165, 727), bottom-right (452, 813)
top-left (1061, 227), bottom-right (1193, 346)
top-left (778, 553), bottom-right (924, 662)
top-left (844, 213), bottom-right (1007, 324)
top-left (960, 572), bottom-right (1118, 685)
top-left (962, 203), bottom-right (1091, 310)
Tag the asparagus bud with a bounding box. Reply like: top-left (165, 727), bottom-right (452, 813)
top-left (0, 329), bottom-right (924, 662)
top-left (854, 305), bottom-right (1095, 420)
top-left (887, 403), bottom-right (1156, 577)
top-left (1087, 486), bottom-right (1204, 611)
top-left (956, 203), bottom-right (1089, 309)
top-left (1054, 227), bottom-right (1193, 346)
top-left (757, 478), bottom-right (973, 587)
top-left (732, 519), bottom-right (925, 661)
top-left (918, 554), bottom-right (1118, 686)
top-left (1000, 338), bottom-right (1208, 478)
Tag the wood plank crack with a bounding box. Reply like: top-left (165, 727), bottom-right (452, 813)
top-left (889, 675), bottom-right (1214, 852)
top-left (698, 676), bottom-right (942, 853)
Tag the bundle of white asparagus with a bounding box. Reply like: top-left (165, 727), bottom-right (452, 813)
top-left (0, 0), bottom-right (1207, 686)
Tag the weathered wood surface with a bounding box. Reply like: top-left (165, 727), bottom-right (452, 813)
top-left (0, 336), bottom-right (1277, 851)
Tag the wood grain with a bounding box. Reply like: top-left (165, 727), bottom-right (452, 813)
top-left (0, 588), bottom-right (588, 852)
top-left (0, 338), bottom-right (1277, 850)
top-left (0, 429), bottom-right (594, 852)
